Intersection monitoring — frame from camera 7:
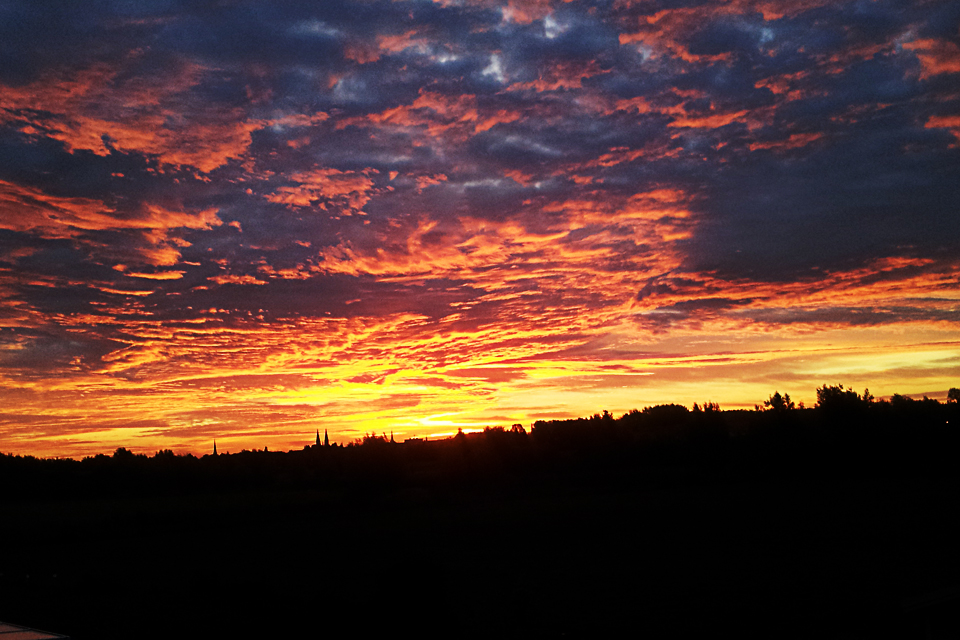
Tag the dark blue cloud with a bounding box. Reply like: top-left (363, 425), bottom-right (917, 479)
top-left (686, 19), bottom-right (767, 58)
top-left (684, 130), bottom-right (960, 279)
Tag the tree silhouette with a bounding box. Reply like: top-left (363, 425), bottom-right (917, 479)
top-left (814, 384), bottom-right (874, 436)
top-left (815, 384), bottom-right (866, 411)
top-left (641, 404), bottom-right (689, 425)
top-left (761, 391), bottom-right (795, 413)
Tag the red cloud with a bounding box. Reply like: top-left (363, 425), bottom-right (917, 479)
top-left (0, 60), bottom-right (260, 172)
top-left (264, 168), bottom-right (378, 212)
top-left (0, 180), bottom-right (221, 265)
top-left (904, 38), bottom-right (960, 80)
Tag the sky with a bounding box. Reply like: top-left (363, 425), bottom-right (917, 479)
top-left (1, 0), bottom-right (958, 457)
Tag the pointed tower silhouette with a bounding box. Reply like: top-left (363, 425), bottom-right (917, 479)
top-left (316, 429), bottom-right (321, 447)
top-left (324, 429), bottom-right (330, 447)
top-left (213, 439), bottom-right (218, 456)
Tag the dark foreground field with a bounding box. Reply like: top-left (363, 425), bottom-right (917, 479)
top-left (3, 472), bottom-right (958, 639)
top-left (4, 400), bottom-right (960, 638)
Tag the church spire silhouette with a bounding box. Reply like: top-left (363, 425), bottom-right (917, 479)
top-left (324, 429), bottom-right (330, 447)
top-left (316, 429), bottom-right (320, 447)
top-left (213, 439), bottom-right (218, 456)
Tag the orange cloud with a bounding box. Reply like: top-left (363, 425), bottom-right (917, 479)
top-left (749, 131), bottom-right (823, 152)
top-left (8, 297), bottom-right (955, 458)
top-left (334, 89), bottom-right (483, 145)
top-left (669, 109), bottom-right (749, 129)
top-left (0, 180), bottom-right (221, 266)
top-left (475, 109), bottom-right (523, 133)
top-left (925, 115), bottom-right (960, 143)
top-left (904, 38), bottom-right (960, 80)
top-left (507, 60), bottom-right (607, 93)
top-left (264, 168), bottom-right (378, 211)
top-left (209, 274), bottom-right (269, 286)
top-left (415, 174), bottom-right (448, 191)
top-left (344, 29), bottom-right (431, 64)
top-left (0, 60), bottom-right (261, 172)
top-left (580, 139), bottom-right (681, 169)
top-left (378, 30), bottom-right (430, 54)
top-left (313, 187), bottom-right (694, 336)
top-left (4, 248), bottom-right (957, 457)
top-left (257, 263), bottom-right (318, 280)
top-left (0, 181), bottom-right (220, 235)
top-left (633, 255), bottom-right (960, 333)
top-left (501, 0), bottom-right (555, 24)
top-left (121, 270), bottom-right (186, 280)
top-left (755, 71), bottom-right (814, 102)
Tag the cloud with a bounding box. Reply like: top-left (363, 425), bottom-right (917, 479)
top-left (0, 60), bottom-right (261, 172)
top-left (264, 167), bottom-right (379, 211)
top-left (903, 38), bottom-right (960, 80)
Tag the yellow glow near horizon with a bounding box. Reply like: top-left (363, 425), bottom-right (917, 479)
top-left (5, 324), bottom-right (956, 458)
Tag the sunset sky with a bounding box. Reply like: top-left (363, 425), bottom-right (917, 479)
top-left (1, 0), bottom-right (958, 457)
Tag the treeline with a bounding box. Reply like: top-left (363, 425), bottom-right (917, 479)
top-left (2, 385), bottom-right (958, 501)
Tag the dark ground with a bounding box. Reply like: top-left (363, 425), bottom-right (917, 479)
top-left (3, 472), bottom-right (958, 639)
